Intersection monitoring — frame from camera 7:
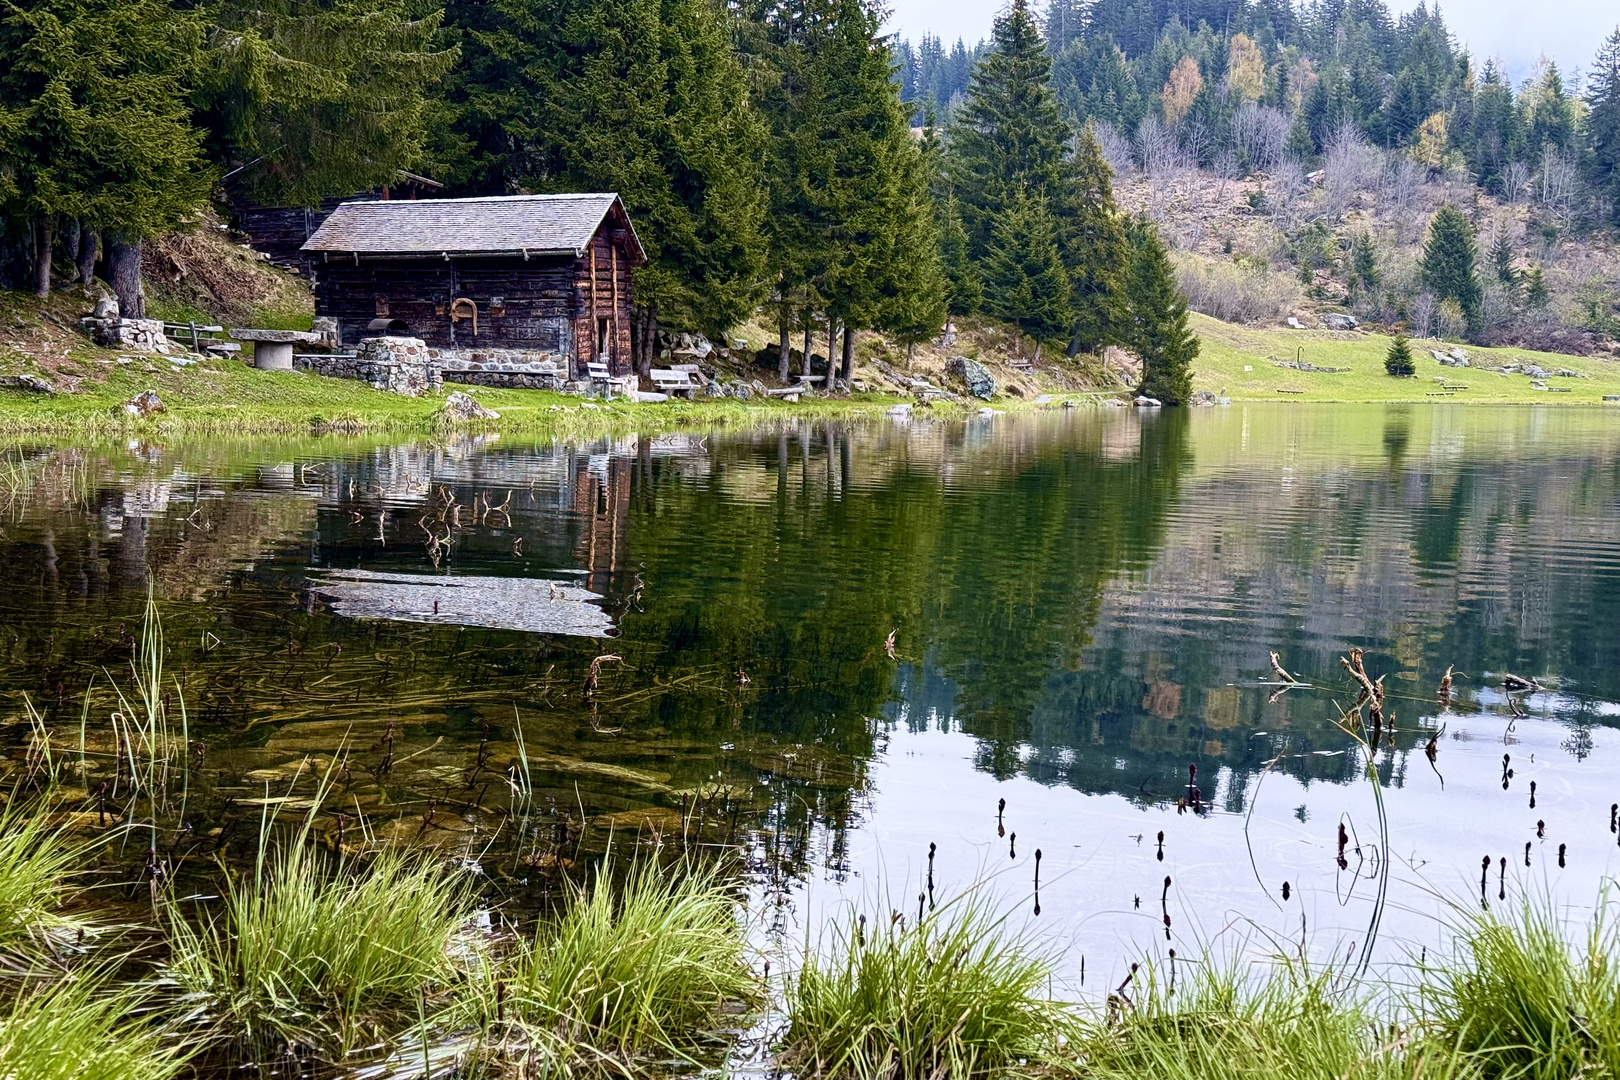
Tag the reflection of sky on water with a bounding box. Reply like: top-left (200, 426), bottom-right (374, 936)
top-left (770, 698), bottom-right (1618, 995)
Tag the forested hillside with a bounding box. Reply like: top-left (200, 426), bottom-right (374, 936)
top-left (3, 0), bottom-right (1619, 403)
top-left (899, 0), bottom-right (1620, 351)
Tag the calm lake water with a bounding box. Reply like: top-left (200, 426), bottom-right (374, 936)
top-left (3, 404), bottom-right (1619, 992)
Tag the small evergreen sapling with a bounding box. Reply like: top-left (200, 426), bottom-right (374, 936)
top-left (1385, 333), bottom-right (1416, 377)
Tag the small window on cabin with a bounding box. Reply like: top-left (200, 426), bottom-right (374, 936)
top-left (375, 297), bottom-right (389, 317)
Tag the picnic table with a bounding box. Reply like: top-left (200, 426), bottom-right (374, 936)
top-left (230, 328), bottom-right (326, 371)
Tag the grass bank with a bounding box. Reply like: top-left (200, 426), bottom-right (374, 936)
top-left (1190, 313), bottom-right (1620, 403)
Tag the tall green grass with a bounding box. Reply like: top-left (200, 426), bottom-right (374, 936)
top-left (464, 857), bottom-right (756, 1075)
top-left (1420, 896), bottom-right (1620, 1080)
top-left (783, 895), bottom-right (1076, 1080)
top-left (0, 974), bottom-right (190, 1080)
top-left (1078, 958), bottom-right (1470, 1080)
top-left (0, 805), bottom-right (93, 963)
top-left (164, 839), bottom-right (479, 1051)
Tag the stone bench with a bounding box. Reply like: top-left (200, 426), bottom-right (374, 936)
top-left (229, 328), bottom-right (327, 371)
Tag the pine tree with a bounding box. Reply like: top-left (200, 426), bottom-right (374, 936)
top-left (0, 0), bottom-right (210, 311)
top-left (1384, 333), bottom-right (1415, 376)
top-left (467, 0), bottom-right (770, 366)
top-left (1490, 232), bottom-right (1519, 295)
top-left (1124, 215), bottom-right (1198, 405)
top-left (980, 191), bottom-right (1073, 352)
top-left (1419, 205), bottom-right (1482, 331)
top-left (946, 0), bottom-right (1069, 257)
top-left (199, 0), bottom-right (456, 207)
top-left (1586, 27), bottom-right (1620, 228)
top-left (937, 194), bottom-right (982, 316)
top-left (1065, 126), bottom-right (1130, 356)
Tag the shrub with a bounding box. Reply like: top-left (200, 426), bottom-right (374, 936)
top-left (1173, 251), bottom-right (1301, 325)
top-left (782, 896), bottom-right (1074, 1079)
top-left (1385, 334), bottom-right (1416, 377)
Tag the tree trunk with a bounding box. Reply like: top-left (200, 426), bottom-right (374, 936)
top-left (106, 234), bottom-right (144, 319)
top-left (1033, 341), bottom-right (1043, 364)
top-left (630, 306), bottom-right (655, 377)
top-left (840, 325), bottom-right (854, 386)
top-left (906, 341), bottom-right (914, 369)
top-left (777, 291), bottom-right (791, 385)
top-left (826, 320), bottom-right (838, 392)
top-left (33, 217), bottom-right (53, 299)
top-left (801, 316), bottom-right (813, 379)
top-left (77, 223), bottom-right (98, 286)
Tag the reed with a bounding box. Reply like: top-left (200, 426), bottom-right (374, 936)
top-left (1418, 895), bottom-right (1620, 1080)
top-left (782, 894), bottom-right (1076, 1080)
top-left (1077, 957), bottom-right (1469, 1080)
top-left (164, 837), bottom-right (480, 1052)
top-left (0, 973), bottom-right (190, 1080)
top-left (463, 856), bottom-right (756, 1076)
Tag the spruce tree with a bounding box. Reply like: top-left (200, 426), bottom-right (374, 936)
top-left (198, 0), bottom-right (455, 207)
top-left (1419, 205), bottom-right (1482, 331)
top-left (0, 0), bottom-right (210, 311)
top-left (946, 0), bottom-right (1069, 257)
top-left (1524, 267), bottom-right (1550, 309)
top-left (979, 191), bottom-right (1073, 353)
top-left (1351, 232), bottom-right (1380, 294)
top-left (1586, 27), bottom-right (1620, 228)
top-left (471, 0), bottom-right (770, 365)
top-left (1384, 333), bottom-right (1415, 376)
top-left (1124, 215), bottom-right (1199, 405)
top-left (1065, 126), bottom-right (1130, 356)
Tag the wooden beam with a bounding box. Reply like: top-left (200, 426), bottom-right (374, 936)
top-left (610, 242), bottom-right (620, 370)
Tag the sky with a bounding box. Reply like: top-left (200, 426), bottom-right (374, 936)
top-left (881, 0), bottom-right (1619, 86)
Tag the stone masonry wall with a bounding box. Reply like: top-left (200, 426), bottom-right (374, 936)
top-left (81, 318), bottom-right (173, 354)
top-left (295, 339), bottom-right (573, 395)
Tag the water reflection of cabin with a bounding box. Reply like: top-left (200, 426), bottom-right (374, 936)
top-left (300, 193), bottom-right (646, 377)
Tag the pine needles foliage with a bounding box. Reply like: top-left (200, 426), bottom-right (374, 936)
top-left (1385, 333), bottom-right (1416, 376)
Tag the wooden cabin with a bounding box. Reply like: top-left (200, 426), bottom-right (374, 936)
top-left (301, 193), bottom-right (645, 377)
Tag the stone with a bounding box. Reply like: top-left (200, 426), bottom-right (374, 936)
top-left (886, 403), bottom-right (912, 419)
top-left (92, 295), bottom-right (119, 319)
top-left (1319, 313), bottom-right (1359, 330)
top-left (0, 373), bottom-right (52, 393)
top-left (83, 317), bottom-right (173, 354)
top-left (121, 390), bottom-right (164, 417)
top-left (944, 356), bottom-right (996, 399)
top-left (310, 317), bottom-right (339, 346)
top-left (440, 391), bottom-right (500, 421)
top-left (1134, 395), bottom-right (1163, 407)
top-left (1190, 390), bottom-right (1218, 406)
top-left (1432, 349), bottom-right (1470, 368)
top-left (731, 382), bottom-right (752, 401)
top-left (228, 328), bottom-right (325, 344)
top-left (353, 337), bottom-right (441, 396)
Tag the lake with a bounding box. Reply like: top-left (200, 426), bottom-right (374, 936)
top-left (3, 404), bottom-right (1618, 993)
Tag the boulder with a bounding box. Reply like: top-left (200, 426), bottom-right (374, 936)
top-left (121, 390), bottom-right (165, 418)
top-left (1432, 349), bottom-right (1470, 368)
top-left (1190, 389), bottom-right (1218, 406)
top-left (0, 373), bottom-right (52, 394)
top-left (1134, 395), bottom-right (1163, 407)
top-left (944, 356), bottom-right (996, 399)
top-left (885, 403), bottom-right (912, 420)
top-left (92, 295), bottom-right (119, 319)
top-left (1319, 313), bottom-right (1359, 331)
top-left (441, 391), bottom-right (500, 420)
top-left (731, 382), bottom-right (753, 401)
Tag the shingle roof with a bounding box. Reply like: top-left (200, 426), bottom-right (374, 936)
top-left (301, 193), bottom-right (645, 262)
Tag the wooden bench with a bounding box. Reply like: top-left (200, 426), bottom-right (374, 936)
top-left (586, 362), bottom-right (618, 398)
top-left (163, 321), bottom-right (226, 355)
top-left (649, 368), bottom-right (698, 398)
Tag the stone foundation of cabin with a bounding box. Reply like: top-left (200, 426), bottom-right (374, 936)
top-left (298, 338), bottom-right (574, 394)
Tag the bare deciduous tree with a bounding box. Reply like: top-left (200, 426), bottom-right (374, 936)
top-left (1322, 121), bottom-right (1383, 220)
top-left (1091, 121), bottom-right (1135, 176)
top-left (1231, 102), bottom-right (1290, 173)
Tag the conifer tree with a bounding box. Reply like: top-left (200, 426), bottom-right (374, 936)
top-left (1124, 215), bottom-right (1198, 405)
top-left (979, 191), bottom-right (1073, 354)
top-left (1586, 27), bottom-right (1620, 227)
top-left (0, 0), bottom-right (210, 312)
top-left (937, 194), bottom-right (982, 316)
top-left (946, 0), bottom-right (1069, 257)
top-left (1351, 232), bottom-right (1380, 294)
top-left (1384, 333), bottom-right (1415, 376)
top-left (1065, 126), bottom-right (1130, 356)
top-left (198, 0), bottom-right (455, 207)
top-left (1524, 266), bottom-right (1550, 309)
top-left (469, 0), bottom-right (770, 366)
top-left (1419, 205), bottom-right (1482, 331)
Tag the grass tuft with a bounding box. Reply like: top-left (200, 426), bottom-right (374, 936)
top-left (0, 973), bottom-right (190, 1080)
top-left (1079, 957), bottom-right (1466, 1080)
top-left (165, 839), bottom-right (479, 1052)
top-left (1421, 895), bottom-right (1620, 1080)
top-left (465, 856), bottom-right (756, 1075)
top-left (0, 805), bottom-right (94, 963)
top-left (782, 894), bottom-right (1075, 1079)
